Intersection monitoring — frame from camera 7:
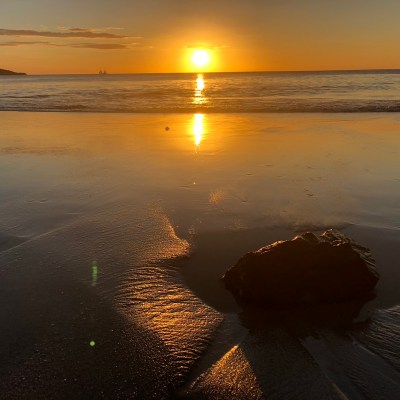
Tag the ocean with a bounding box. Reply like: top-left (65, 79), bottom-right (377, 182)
top-left (1, 70), bottom-right (400, 113)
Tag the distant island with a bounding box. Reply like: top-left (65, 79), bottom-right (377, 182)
top-left (0, 68), bottom-right (26, 75)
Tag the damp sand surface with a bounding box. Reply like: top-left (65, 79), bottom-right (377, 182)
top-left (0, 112), bottom-right (400, 399)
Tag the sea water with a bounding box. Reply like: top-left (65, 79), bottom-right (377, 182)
top-left (1, 70), bottom-right (400, 113)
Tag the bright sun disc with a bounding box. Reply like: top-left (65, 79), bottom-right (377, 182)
top-left (191, 50), bottom-right (210, 68)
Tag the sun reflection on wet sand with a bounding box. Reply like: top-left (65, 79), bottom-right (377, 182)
top-left (193, 114), bottom-right (205, 147)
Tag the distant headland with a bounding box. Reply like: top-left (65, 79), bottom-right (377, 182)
top-left (0, 68), bottom-right (26, 75)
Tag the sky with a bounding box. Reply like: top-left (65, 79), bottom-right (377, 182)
top-left (1, 0), bottom-right (400, 74)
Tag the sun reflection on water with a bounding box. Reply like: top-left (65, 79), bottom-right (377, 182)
top-left (196, 74), bottom-right (205, 91)
top-left (193, 74), bottom-right (207, 105)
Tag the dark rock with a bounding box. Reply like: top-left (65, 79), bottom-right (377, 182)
top-left (0, 68), bottom-right (26, 75)
top-left (223, 229), bottom-right (379, 307)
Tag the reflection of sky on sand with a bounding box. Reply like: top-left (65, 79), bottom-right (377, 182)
top-left (1, 112), bottom-right (400, 237)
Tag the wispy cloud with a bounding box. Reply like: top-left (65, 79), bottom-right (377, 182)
top-left (69, 43), bottom-right (129, 50)
top-left (0, 28), bottom-right (128, 39)
top-left (186, 43), bottom-right (227, 51)
top-left (0, 40), bottom-right (142, 50)
top-left (59, 27), bottom-right (125, 32)
top-left (0, 27), bottom-right (148, 50)
top-left (0, 41), bottom-right (49, 47)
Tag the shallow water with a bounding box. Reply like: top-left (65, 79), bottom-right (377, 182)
top-left (1, 112), bottom-right (399, 234)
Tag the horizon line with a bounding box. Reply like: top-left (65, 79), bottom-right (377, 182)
top-left (21, 68), bottom-right (400, 76)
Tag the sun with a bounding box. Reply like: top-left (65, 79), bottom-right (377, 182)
top-left (191, 49), bottom-right (211, 68)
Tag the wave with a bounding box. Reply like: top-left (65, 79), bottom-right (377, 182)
top-left (1, 101), bottom-right (400, 113)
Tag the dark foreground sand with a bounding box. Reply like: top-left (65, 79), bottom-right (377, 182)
top-left (181, 225), bottom-right (400, 399)
top-left (0, 112), bottom-right (399, 399)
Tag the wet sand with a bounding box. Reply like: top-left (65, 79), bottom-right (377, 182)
top-left (0, 112), bottom-right (399, 399)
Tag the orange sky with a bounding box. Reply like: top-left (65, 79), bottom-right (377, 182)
top-left (1, 0), bottom-right (400, 74)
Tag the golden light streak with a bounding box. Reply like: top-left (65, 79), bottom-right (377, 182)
top-left (193, 73), bottom-right (207, 105)
top-left (193, 114), bottom-right (204, 147)
top-left (196, 74), bottom-right (205, 91)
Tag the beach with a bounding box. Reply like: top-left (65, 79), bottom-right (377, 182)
top-left (0, 111), bottom-right (400, 399)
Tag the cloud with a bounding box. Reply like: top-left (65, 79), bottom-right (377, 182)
top-left (186, 43), bottom-right (227, 51)
top-left (65, 28), bottom-right (90, 32)
top-left (0, 27), bottom-right (146, 50)
top-left (0, 28), bottom-right (128, 39)
top-left (69, 43), bottom-right (129, 50)
top-left (59, 26), bottom-right (125, 32)
top-left (0, 41), bottom-right (50, 46)
top-left (0, 40), bottom-right (141, 50)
